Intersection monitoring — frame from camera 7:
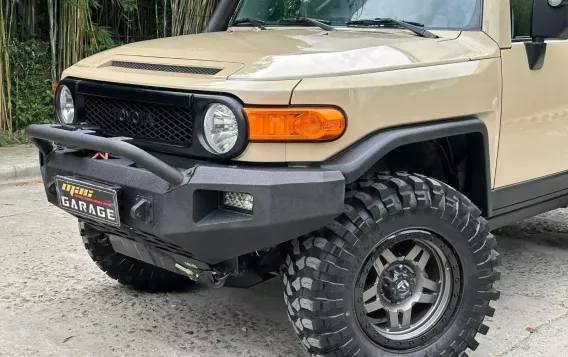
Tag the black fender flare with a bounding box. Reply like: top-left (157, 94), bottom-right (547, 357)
top-left (321, 118), bottom-right (492, 216)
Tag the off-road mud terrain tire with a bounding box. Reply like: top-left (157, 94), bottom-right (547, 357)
top-left (283, 172), bottom-right (500, 357)
top-left (81, 224), bottom-right (193, 292)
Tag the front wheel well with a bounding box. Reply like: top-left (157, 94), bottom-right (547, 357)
top-left (364, 132), bottom-right (490, 216)
top-left (321, 119), bottom-right (491, 216)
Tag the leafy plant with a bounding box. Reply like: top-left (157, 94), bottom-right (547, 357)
top-left (512, 0), bottom-right (532, 37)
top-left (9, 40), bottom-right (54, 130)
top-left (0, 130), bottom-right (29, 147)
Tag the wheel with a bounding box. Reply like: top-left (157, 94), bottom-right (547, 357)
top-left (283, 172), bottom-right (500, 357)
top-left (80, 224), bottom-right (193, 292)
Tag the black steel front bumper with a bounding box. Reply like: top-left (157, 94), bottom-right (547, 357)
top-left (27, 124), bottom-right (345, 265)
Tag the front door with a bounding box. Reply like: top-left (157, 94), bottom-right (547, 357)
top-left (496, 1), bottom-right (568, 187)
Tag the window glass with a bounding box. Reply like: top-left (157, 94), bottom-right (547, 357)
top-left (511, 0), bottom-right (532, 38)
top-left (235, 0), bottom-right (481, 30)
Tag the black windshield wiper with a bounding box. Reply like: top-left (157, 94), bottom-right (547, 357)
top-left (232, 18), bottom-right (267, 30)
top-left (345, 18), bottom-right (438, 39)
top-left (279, 17), bottom-right (336, 31)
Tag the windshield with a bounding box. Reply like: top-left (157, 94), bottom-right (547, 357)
top-left (234, 0), bottom-right (481, 30)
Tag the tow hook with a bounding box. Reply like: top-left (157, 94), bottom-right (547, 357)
top-left (174, 263), bottom-right (231, 288)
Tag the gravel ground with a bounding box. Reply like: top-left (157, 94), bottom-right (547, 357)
top-left (2, 182), bottom-right (568, 357)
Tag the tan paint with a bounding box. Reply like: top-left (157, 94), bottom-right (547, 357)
top-left (92, 55), bottom-right (245, 78)
top-left (237, 143), bottom-right (286, 162)
top-left (289, 57), bottom-right (502, 179)
top-left (482, 0), bottom-right (512, 49)
top-left (496, 41), bottom-right (568, 187)
top-left (228, 30), bottom-right (464, 80)
top-left (74, 28), bottom-right (462, 81)
top-left (62, 66), bottom-right (299, 106)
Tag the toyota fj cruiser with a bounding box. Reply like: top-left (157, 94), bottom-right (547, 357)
top-left (26, 0), bottom-right (568, 356)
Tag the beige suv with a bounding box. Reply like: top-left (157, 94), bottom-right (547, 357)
top-left (26, 0), bottom-right (568, 356)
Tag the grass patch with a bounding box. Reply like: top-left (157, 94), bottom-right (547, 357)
top-left (0, 131), bottom-right (29, 147)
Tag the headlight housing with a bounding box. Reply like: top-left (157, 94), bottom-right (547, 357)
top-left (56, 85), bottom-right (75, 124)
top-left (202, 103), bottom-right (239, 154)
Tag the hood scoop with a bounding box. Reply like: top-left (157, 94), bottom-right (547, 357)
top-left (111, 61), bottom-right (222, 76)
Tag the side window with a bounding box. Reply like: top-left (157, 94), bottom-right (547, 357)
top-left (511, 0), bottom-right (532, 38)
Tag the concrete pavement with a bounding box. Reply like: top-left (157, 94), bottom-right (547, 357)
top-left (2, 182), bottom-right (568, 356)
top-left (0, 146), bottom-right (40, 185)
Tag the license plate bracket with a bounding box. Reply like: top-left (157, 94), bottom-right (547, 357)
top-left (55, 176), bottom-right (121, 227)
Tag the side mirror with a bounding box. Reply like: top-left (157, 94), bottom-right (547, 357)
top-left (548, 0), bottom-right (568, 8)
top-left (532, 0), bottom-right (568, 39)
top-left (526, 0), bottom-right (568, 70)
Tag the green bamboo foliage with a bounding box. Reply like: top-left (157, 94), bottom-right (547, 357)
top-left (171, 0), bottom-right (216, 36)
top-left (0, 2), bottom-right (11, 133)
top-left (0, 0), bottom-right (217, 134)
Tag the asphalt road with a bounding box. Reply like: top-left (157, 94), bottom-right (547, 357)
top-left (2, 182), bottom-right (568, 357)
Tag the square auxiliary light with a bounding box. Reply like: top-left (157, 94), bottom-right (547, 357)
top-left (222, 192), bottom-right (254, 213)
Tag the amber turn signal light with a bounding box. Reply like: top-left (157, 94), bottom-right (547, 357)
top-left (244, 107), bottom-right (346, 142)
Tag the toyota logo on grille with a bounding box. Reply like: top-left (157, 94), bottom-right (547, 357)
top-left (114, 108), bottom-right (155, 127)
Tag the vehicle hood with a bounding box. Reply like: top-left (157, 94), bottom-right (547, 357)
top-left (74, 29), bottom-right (498, 81)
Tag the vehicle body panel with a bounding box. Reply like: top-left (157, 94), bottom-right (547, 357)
top-left (63, 65), bottom-right (299, 106)
top-left (496, 41), bottom-right (568, 187)
top-left (73, 28), bottom-right (462, 80)
top-left (482, 0), bottom-right (512, 49)
top-left (290, 56), bottom-right (502, 183)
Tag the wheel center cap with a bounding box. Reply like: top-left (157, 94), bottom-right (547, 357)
top-left (397, 280), bottom-right (411, 294)
top-left (380, 264), bottom-right (417, 303)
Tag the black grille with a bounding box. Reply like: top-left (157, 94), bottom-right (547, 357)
top-left (84, 95), bottom-right (193, 145)
top-left (112, 61), bottom-right (222, 75)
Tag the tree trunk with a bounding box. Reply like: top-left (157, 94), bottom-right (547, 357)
top-left (47, 0), bottom-right (57, 83)
top-left (163, 0), bottom-right (167, 38)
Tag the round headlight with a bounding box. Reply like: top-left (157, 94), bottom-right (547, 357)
top-left (203, 103), bottom-right (239, 154)
top-left (56, 85), bottom-right (75, 124)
